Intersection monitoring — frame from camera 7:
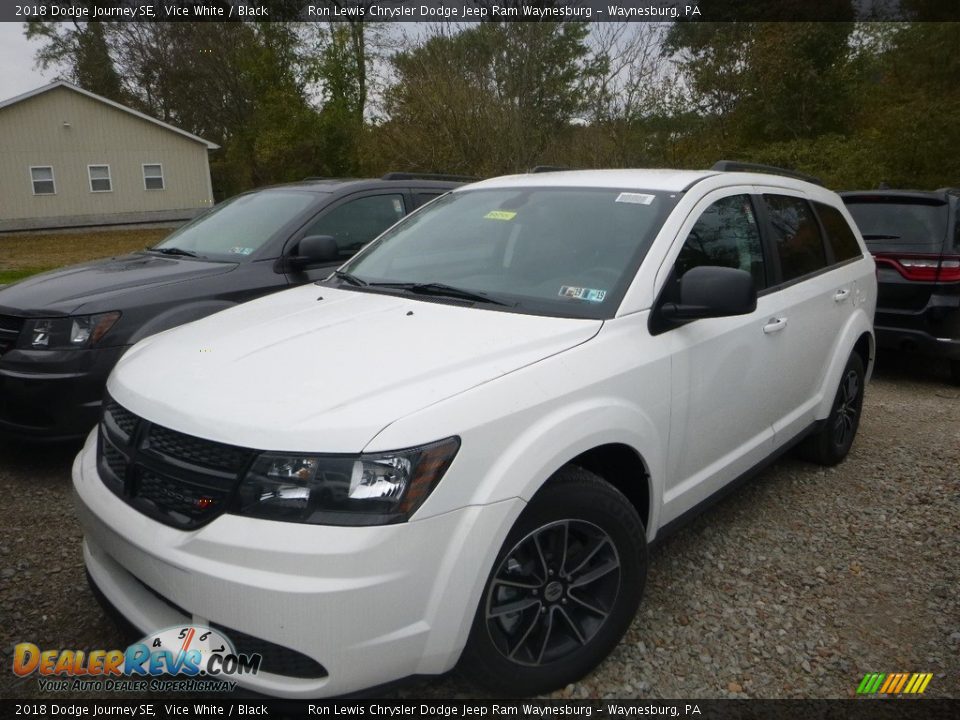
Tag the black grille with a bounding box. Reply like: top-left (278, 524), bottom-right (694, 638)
top-left (102, 441), bottom-right (128, 479)
top-left (146, 424), bottom-right (250, 473)
top-left (0, 315), bottom-right (23, 355)
top-left (134, 467), bottom-right (236, 526)
top-left (97, 396), bottom-right (257, 530)
top-left (104, 401), bottom-right (138, 438)
top-left (210, 623), bottom-right (329, 679)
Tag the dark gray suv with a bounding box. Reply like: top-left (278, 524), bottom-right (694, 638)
top-left (0, 175), bottom-right (465, 440)
top-left (841, 189), bottom-right (960, 383)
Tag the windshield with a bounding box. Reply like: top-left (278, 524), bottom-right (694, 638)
top-left (338, 187), bottom-right (677, 319)
top-left (844, 198), bottom-right (948, 254)
top-left (152, 190), bottom-right (319, 260)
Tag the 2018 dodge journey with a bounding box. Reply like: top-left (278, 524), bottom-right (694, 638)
top-left (73, 165), bottom-right (877, 697)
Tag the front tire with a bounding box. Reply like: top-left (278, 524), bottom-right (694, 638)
top-left (458, 466), bottom-right (647, 696)
top-left (799, 351), bottom-right (865, 466)
top-left (950, 359), bottom-right (960, 386)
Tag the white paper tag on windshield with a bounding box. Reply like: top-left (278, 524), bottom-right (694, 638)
top-left (615, 192), bottom-right (655, 205)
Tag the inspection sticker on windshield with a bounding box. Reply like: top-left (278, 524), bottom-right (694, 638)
top-left (560, 286), bottom-right (607, 302)
top-left (615, 192), bottom-right (655, 205)
top-left (484, 210), bottom-right (517, 221)
top-left (229, 247), bottom-right (254, 255)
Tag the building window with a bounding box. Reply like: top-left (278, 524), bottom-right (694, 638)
top-left (30, 166), bottom-right (55, 195)
top-left (88, 165), bottom-right (112, 193)
top-left (143, 164), bottom-right (164, 190)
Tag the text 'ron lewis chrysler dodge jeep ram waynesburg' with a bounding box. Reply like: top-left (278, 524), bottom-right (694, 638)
top-left (73, 164), bottom-right (876, 697)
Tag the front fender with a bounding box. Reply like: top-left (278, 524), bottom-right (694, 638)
top-left (126, 300), bottom-right (237, 345)
top-left (367, 318), bottom-right (671, 541)
top-left (472, 398), bottom-right (663, 536)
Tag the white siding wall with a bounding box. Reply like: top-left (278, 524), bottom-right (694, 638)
top-left (0, 86), bottom-right (214, 222)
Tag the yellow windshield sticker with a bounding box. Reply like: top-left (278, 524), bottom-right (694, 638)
top-left (484, 210), bottom-right (517, 221)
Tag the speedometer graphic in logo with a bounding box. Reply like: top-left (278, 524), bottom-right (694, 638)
top-left (129, 625), bottom-right (236, 676)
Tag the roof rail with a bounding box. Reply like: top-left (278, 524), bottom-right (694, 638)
top-left (529, 165), bottom-right (572, 173)
top-left (711, 160), bottom-right (823, 186)
top-left (381, 172), bottom-right (477, 182)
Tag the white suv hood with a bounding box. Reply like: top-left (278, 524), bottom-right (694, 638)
top-left (109, 285), bottom-right (601, 452)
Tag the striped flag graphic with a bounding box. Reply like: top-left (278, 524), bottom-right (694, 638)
top-left (857, 672), bottom-right (933, 694)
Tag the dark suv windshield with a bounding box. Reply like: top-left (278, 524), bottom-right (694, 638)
top-left (152, 190), bottom-right (319, 260)
top-left (339, 187), bottom-right (676, 319)
top-left (844, 197), bottom-right (948, 254)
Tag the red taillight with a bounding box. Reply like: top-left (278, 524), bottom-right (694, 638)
top-left (872, 253), bottom-right (960, 282)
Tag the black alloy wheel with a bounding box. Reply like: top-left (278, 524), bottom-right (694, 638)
top-left (459, 466), bottom-right (647, 696)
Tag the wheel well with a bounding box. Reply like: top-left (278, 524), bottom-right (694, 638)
top-left (567, 444), bottom-right (650, 531)
top-left (853, 332), bottom-right (873, 369)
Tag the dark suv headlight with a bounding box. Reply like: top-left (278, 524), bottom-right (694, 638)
top-left (233, 437), bottom-right (460, 526)
top-left (19, 312), bottom-right (121, 350)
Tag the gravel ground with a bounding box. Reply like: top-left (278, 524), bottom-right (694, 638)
top-left (1, 352), bottom-right (957, 700)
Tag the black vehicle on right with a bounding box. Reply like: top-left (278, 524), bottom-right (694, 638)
top-left (841, 188), bottom-right (960, 384)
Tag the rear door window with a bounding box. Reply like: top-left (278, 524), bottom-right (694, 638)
top-left (763, 195), bottom-right (828, 283)
top-left (814, 202), bottom-right (863, 263)
top-left (412, 191), bottom-right (446, 208)
top-left (843, 197), bottom-right (949, 255)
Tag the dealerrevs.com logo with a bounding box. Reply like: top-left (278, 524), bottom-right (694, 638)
top-left (12, 625), bottom-right (261, 693)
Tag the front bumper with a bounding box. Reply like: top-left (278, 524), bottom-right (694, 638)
top-left (72, 431), bottom-right (523, 698)
top-left (0, 345), bottom-right (128, 440)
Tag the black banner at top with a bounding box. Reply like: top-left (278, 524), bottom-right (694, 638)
top-left (4, 0), bottom-right (960, 24)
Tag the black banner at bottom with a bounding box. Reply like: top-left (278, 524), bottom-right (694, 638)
top-left (1, 699), bottom-right (956, 720)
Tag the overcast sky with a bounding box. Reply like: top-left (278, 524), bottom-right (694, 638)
top-left (0, 24), bottom-right (53, 100)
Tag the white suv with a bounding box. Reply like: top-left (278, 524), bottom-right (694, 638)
top-left (73, 166), bottom-right (876, 697)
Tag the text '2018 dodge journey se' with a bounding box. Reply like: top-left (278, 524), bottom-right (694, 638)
top-left (73, 166), bottom-right (876, 697)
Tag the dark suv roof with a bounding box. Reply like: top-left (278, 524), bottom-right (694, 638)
top-left (840, 189), bottom-right (958, 203)
top-left (268, 178), bottom-right (468, 194)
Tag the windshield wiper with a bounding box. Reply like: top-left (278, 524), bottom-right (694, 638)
top-left (368, 281), bottom-right (512, 306)
top-left (861, 234), bottom-right (901, 240)
top-left (331, 270), bottom-right (367, 287)
top-left (149, 246), bottom-right (200, 258)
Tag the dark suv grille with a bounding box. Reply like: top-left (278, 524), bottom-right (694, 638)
top-left (0, 315), bottom-right (23, 356)
top-left (98, 397), bottom-right (257, 530)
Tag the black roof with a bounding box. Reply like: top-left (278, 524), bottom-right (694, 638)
top-left (840, 189), bottom-right (958, 203)
top-left (262, 177), bottom-right (467, 195)
top-left (711, 160), bottom-right (823, 186)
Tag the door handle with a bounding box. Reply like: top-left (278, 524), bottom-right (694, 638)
top-left (763, 317), bottom-right (788, 334)
top-left (834, 288), bottom-right (851, 302)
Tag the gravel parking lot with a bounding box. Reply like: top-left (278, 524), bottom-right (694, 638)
top-left (1, 354), bottom-right (957, 700)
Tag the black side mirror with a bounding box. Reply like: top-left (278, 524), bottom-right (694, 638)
top-left (298, 235), bottom-right (339, 264)
top-left (281, 235), bottom-right (340, 273)
top-left (661, 266), bottom-right (757, 321)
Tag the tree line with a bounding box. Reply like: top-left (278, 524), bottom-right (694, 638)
top-left (25, 12), bottom-right (960, 198)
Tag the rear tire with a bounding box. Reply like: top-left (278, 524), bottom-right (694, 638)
top-left (458, 466), bottom-right (646, 696)
top-left (799, 352), bottom-right (865, 466)
top-left (950, 360), bottom-right (960, 386)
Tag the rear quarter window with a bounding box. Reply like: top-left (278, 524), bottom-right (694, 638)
top-left (814, 202), bottom-right (863, 263)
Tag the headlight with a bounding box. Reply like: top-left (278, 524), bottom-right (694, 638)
top-left (20, 312), bottom-right (121, 350)
top-left (234, 437), bottom-right (460, 526)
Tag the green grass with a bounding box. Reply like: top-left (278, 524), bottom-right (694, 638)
top-left (0, 227), bottom-right (171, 285)
top-left (0, 268), bottom-right (46, 285)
